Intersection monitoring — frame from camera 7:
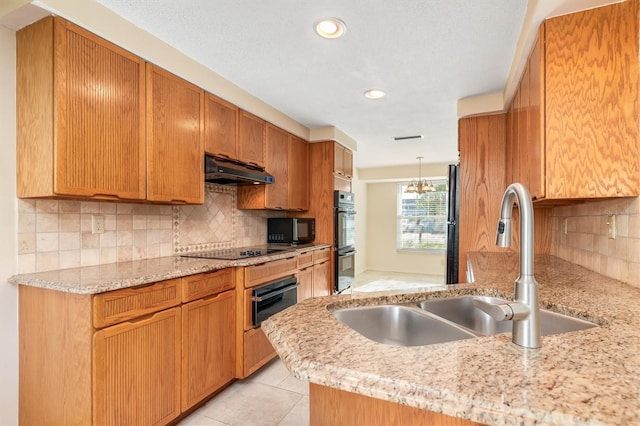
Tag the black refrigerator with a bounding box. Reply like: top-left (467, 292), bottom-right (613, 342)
top-left (446, 164), bottom-right (460, 284)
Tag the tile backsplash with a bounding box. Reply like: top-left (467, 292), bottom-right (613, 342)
top-left (18, 184), bottom-right (280, 274)
top-left (551, 197), bottom-right (640, 288)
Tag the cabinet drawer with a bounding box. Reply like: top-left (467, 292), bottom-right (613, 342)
top-left (182, 268), bottom-right (235, 302)
top-left (297, 252), bottom-right (313, 269)
top-left (313, 248), bottom-right (331, 264)
top-left (244, 257), bottom-right (297, 288)
top-left (93, 279), bottom-right (181, 328)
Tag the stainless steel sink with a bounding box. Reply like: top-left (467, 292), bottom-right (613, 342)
top-left (333, 305), bottom-right (475, 346)
top-left (418, 296), bottom-right (597, 336)
top-left (332, 296), bottom-right (597, 347)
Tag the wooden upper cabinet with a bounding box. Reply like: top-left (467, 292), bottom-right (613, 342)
top-left (289, 135), bottom-right (310, 211)
top-left (204, 92), bottom-right (238, 159)
top-left (343, 148), bottom-right (353, 179)
top-left (146, 64), bottom-right (204, 204)
top-left (505, 101), bottom-right (515, 185)
top-left (264, 124), bottom-right (290, 209)
top-left (333, 143), bottom-right (353, 179)
top-left (527, 29), bottom-right (545, 200)
top-left (506, 26), bottom-right (544, 200)
top-left (544, 1), bottom-right (639, 199)
top-left (237, 125), bottom-right (310, 211)
top-left (545, 1), bottom-right (640, 198)
top-left (517, 65), bottom-right (529, 190)
top-left (16, 16), bottom-right (146, 200)
top-left (506, 1), bottom-right (639, 201)
top-left (238, 110), bottom-right (266, 168)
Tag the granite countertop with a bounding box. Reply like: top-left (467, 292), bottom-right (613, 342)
top-left (261, 252), bottom-right (640, 425)
top-left (8, 244), bottom-right (331, 294)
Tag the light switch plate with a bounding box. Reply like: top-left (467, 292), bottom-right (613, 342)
top-left (92, 214), bottom-right (105, 234)
top-left (607, 215), bottom-right (616, 239)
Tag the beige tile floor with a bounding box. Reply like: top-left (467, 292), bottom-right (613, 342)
top-left (178, 270), bottom-right (445, 426)
top-left (178, 357), bottom-right (308, 426)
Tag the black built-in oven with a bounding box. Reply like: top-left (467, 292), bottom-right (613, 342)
top-left (251, 275), bottom-right (298, 326)
top-left (334, 191), bottom-right (356, 293)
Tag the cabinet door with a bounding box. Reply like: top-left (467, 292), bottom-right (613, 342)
top-left (545, 1), bottom-right (639, 198)
top-left (289, 136), bottom-right (310, 211)
top-left (204, 92), bottom-right (238, 159)
top-left (182, 290), bottom-right (236, 410)
top-left (527, 27), bottom-right (545, 200)
top-left (93, 307), bottom-right (181, 426)
top-left (147, 64), bottom-right (204, 204)
top-left (296, 266), bottom-right (313, 302)
top-left (312, 260), bottom-right (331, 297)
top-left (334, 143), bottom-right (346, 176)
top-left (505, 101), bottom-right (515, 185)
top-left (511, 88), bottom-right (521, 186)
top-left (17, 16), bottom-right (146, 200)
top-left (343, 148), bottom-right (353, 179)
top-left (265, 124), bottom-right (290, 209)
top-left (517, 65), bottom-right (530, 189)
top-left (238, 110), bottom-right (266, 168)
top-left (242, 327), bottom-right (276, 378)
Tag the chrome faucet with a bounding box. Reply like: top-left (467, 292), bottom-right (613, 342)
top-left (473, 183), bottom-right (541, 349)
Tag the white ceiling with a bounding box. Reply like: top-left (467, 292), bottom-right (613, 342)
top-left (93, 0), bottom-right (528, 169)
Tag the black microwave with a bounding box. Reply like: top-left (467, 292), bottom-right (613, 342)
top-left (267, 218), bottom-right (315, 245)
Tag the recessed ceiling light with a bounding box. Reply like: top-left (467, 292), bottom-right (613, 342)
top-left (315, 18), bottom-right (346, 39)
top-left (364, 89), bottom-right (386, 99)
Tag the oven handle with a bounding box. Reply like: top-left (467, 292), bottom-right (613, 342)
top-left (252, 283), bottom-right (299, 302)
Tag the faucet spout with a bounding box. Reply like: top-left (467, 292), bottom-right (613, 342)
top-left (479, 183), bottom-right (541, 348)
top-left (497, 183), bottom-right (535, 277)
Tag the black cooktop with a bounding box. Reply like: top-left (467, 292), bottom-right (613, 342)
top-left (181, 247), bottom-right (285, 260)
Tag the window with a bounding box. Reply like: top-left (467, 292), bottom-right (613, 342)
top-left (397, 180), bottom-right (448, 251)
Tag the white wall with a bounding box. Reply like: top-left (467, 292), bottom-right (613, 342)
top-left (359, 162), bottom-right (450, 277)
top-left (366, 181), bottom-right (446, 276)
top-left (0, 23), bottom-right (19, 425)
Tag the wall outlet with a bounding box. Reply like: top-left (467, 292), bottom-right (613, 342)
top-left (607, 215), bottom-right (616, 239)
top-left (92, 214), bottom-right (105, 234)
top-left (563, 218), bottom-right (568, 235)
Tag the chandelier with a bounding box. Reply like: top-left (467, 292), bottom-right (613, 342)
top-left (405, 156), bottom-right (436, 194)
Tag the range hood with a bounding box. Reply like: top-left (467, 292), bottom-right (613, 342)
top-left (204, 154), bottom-right (275, 185)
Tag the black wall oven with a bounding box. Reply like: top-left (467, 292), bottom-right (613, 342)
top-left (334, 191), bottom-right (356, 293)
top-left (251, 275), bottom-right (298, 326)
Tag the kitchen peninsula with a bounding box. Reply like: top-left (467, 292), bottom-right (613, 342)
top-left (262, 252), bottom-right (640, 425)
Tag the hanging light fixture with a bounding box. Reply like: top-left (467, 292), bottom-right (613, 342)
top-left (405, 156), bottom-right (436, 194)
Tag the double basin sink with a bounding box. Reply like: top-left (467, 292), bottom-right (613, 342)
top-left (333, 296), bottom-right (597, 347)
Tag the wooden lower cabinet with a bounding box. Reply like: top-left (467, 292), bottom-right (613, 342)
top-left (93, 308), bottom-right (182, 426)
top-left (19, 286), bottom-right (94, 426)
top-left (182, 290), bottom-right (236, 411)
top-left (297, 265), bottom-right (314, 302)
top-left (309, 383), bottom-right (482, 426)
top-left (243, 327), bottom-right (277, 377)
top-left (312, 260), bottom-right (331, 297)
top-left (19, 271), bottom-right (238, 426)
top-left (236, 259), bottom-right (300, 378)
top-left (297, 248), bottom-right (332, 301)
